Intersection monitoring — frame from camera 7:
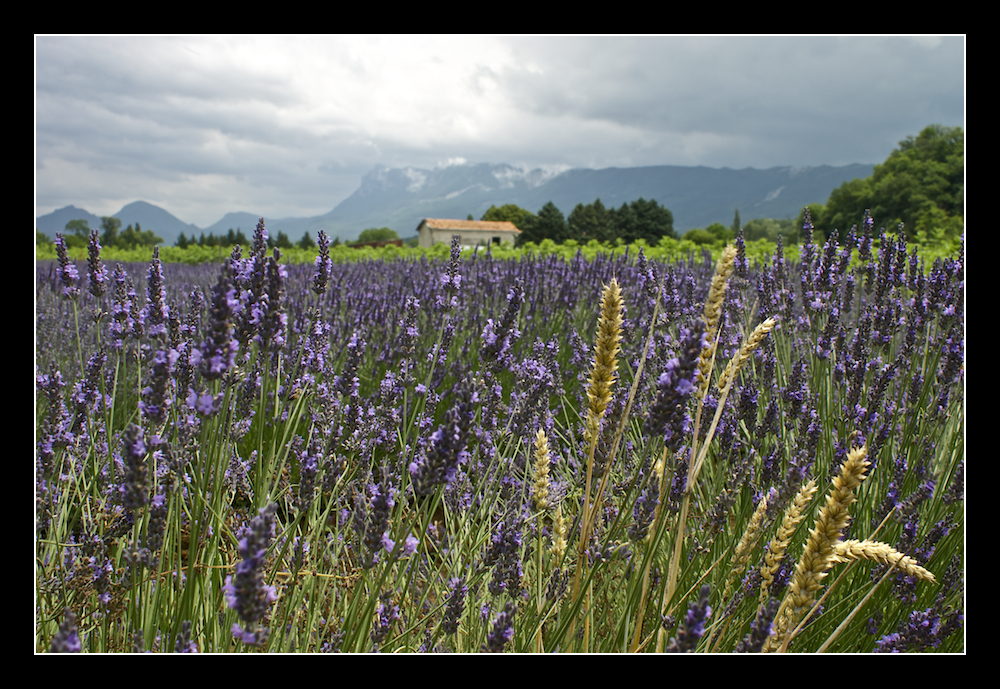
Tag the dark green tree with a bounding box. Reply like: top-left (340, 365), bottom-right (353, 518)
top-left (274, 231), bottom-right (293, 250)
top-left (568, 199), bottom-right (615, 243)
top-left (819, 124), bottom-right (963, 242)
top-left (356, 227), bottom-right (399, 243)
top-left (516, 201), bottom-right (568, 246)
top-left (298, 231), bottom-right (316, 249)
top-left (732, 208), bottom-right (741, 235)
top-left (481, 204), bottom-right (536, 229)
top-left (100, 216), bottom-right (121, 248)
top-left (684, 228), bottom-right (716, 245)
top-left (65, 219), bottom-right (91, 239)
top-left (176, 232), bottom-right (189, 248)
top-left (610, 197), bottom-right (676, 243)
top-left (705, 222), bottom-right (732, 242)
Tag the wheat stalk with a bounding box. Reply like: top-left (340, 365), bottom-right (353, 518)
top-left (531, 428), bottom-right (552, 512)
top-left (583, 278), bottom-right (623, 447)
top-left (830, 539), bottom-right (936, 583)
top-left (766, 445), bottom-right (870, 652)
top-left (717, 316), bottom-right (777, 391)
top-left (696, 245), bottom-right (737, 399)
top-left (568, 277), bottom-right (623, 650)
top-left (760, 479), bottom-right (818, 605)
top-left (722, 492), bottom-right (769, 605)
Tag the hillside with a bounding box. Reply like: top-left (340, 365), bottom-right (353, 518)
top-left (36, 161), bottom-right (875, 246)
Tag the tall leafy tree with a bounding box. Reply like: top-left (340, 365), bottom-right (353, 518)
top-left (481, 204), bottom-right (536, 229)
top-left (65, 219), bottom-right (91, 239)
top-left (516, 201), bottom-right (568, 246)
top-left (356, 227), bottom-right (399, 243)
top-left (100, 216), bottom-right (121, 249)
top-left (819, 124), bottom-right (963, 242)
top-left (568, 199), bottom-right (615, 243)
top-left (611, 197), bottom-right (676, 243)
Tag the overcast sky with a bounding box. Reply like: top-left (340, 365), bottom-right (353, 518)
top-left (35, 35), bottom-right (965, 229)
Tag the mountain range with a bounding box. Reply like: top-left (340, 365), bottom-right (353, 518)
top-left (36, 161), bottom-right (875, 246)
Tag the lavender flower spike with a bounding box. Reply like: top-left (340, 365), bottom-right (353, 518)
top-left (312, 229), bottom-right (332, 295)
top-left (54, 232), bottom-right (80, 300)
top-left (665, 584), bottom-right (712, 652)
top-left (145, 246), bottom-right (170, 339)
top-left (484, 601), bottom-right (517, 653)
top-left (644, 319), bottom-right (706, 450)
top-left (87, 229), bottom-right (108, 299)
top-left (50, 607), bottom-right (81, 653)
top-left (224, 503), bottom-right (279, 646)
top-left (198, 259), bottom-right (239, 381)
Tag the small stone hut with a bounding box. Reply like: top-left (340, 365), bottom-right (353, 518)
top-left (416, 218), bottom-right (521, 249)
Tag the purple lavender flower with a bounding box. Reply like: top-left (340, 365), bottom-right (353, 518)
top-left (735, 597), bottom-right (779, 653)
top-left (296, 440), bottom-right (321, 515)
top-left (122, 423), bottom-right (148, 515)
top-left (484, 510), bottom-right (524, 598)
top-left (54, 233), bottom-right (80, 300)
top-left (139, 349), bottom-right (177, 427)
top-left (174, 620), bottom-right (199, 653)
top-left (874, 605), bottom-right (963, 653)
top-left (644, 319), bottom-right (705, 450)
top-left (50, 607), bottom-right (81, 653)
top-left (145, 246), bottom-right (170, 339)
top-left (86, 229), bottom-right (108, 299)
top-left (370, 591), bottom-right (401, 649)
top-left (224, 503), bottom-right (279, 646)
top-left (312, 229), bottom-right (332, 296)
top-left (441, 577), bottom-right (468, 635)
top-left (483, 601), bottom-right (516, 653)
top-left (108, 264), bottom-right (143, 349)
top-left (628, 474), bottom-right (660, 544)
top-left (480, 278), bottom-right (524, 366)
top-left (409, 375), bottom-right (478, 496)
top-left (437, 234), bottom-right (463, 310)
top-left (198, 259), bottom-right (239, 381)
top-left (665, 584), bottom-right (712, 652)
top-left (36, 364), bottom-right (70, 474)
top-left (68, 350), bottom-right (107, 441)
top-left (258, 249), bottom-right (287, 353)
top-left (359, 480), bottom-right (395, 568)
top-left (235, 219), bottom-right (270, 353)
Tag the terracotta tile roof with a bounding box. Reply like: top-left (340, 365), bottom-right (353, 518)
top-left (420, 218), bottom-right (521, 233)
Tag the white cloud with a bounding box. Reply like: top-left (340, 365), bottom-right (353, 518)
top-left (35, 35), bottom-right (965, 228)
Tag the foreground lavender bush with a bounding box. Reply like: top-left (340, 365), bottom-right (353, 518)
top-left (35, 216), bottom-right (964, 652)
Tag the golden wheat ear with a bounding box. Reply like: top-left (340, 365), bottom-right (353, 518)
top-left (697, 245), bottom-right (737, 398)
top-left (531, 428), bottom-right (552, 512)
top-left (584, 278), bottom-right (623, 447)
top-left (717, 316), bottom-right (777, 391)
top-left (760, 479), bottom-right (818, 606)
top-left (830, 539), bottom-right (936, 583)
top-left (766, 445), bottom-right (870, 652)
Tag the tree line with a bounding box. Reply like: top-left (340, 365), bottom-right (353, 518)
top-left (800, 124), bottom-right (963, 246)
top-left (480, 197), bottom-right (677, 247)
top-left (55, 217), bottom-right (165, 250)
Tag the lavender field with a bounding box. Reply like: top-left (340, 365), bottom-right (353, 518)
top-left (35, 214), bottom-right (964, 653)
